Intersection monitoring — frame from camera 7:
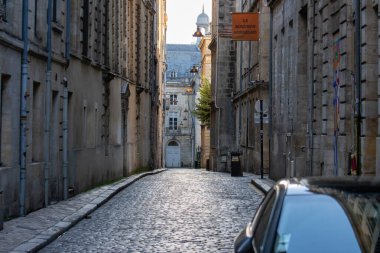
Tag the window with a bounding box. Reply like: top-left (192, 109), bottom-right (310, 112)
top-left (0, 75), bottom-right (7, 165)
top-left (52, 0), bottom-right (57, 22)
top-left (248, 100), bottom-right (255, 147)
top-left (169, 94), bottom-right (177, 105)
top-left (274, 195), bottom-right (361, 253)
top-left (168, 112), bottom-right (178, 130)
top-left (82, 0), bottom-right (89, 56)
top-left (0, 0), bottom-right (6, 22)
top-left (170, 71), bottom-right (177, 79)
top-left (34, 0), bottom-right (38, 34)
top-left (83, 102), bottom-right (87, 147)
top-left (0, 74), bottom-right (11, 166)
top-left (32, 82), bottom-right (43, 162)
top-left (252, 189), bottom-right (276, 251)
top-left (168, 141), bottom-right (179, 146)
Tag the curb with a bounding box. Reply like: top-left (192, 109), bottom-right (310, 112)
top-left (250, 178), bottom-right (274, 194)
top-left (9, 168), bottom-right (167, 253)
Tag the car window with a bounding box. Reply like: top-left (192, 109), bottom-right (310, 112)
top-left (252, 189), bottom-right (276, 252)
top-left (274, 194), bottom-right (361, 253)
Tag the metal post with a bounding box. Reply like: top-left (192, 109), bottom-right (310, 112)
top-left (63, 0), bottom-right (71, 200)
top-left (260, 99), bottom-right (264, 179)
top-left (309, 0), bottom-right (316, 176)
top-left (20, 0), bottom-right (29, 217)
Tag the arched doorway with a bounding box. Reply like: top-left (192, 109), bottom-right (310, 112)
top-left (166, 140), bottom-right (180, 168)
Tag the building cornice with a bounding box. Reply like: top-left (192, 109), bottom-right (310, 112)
top-left (208, 36), bottom-right (217, 51)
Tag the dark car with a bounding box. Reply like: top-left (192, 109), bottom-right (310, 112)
top-left (234, 177), bottom-right (380, 253)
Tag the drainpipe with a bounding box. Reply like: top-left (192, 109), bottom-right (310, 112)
top-left (19, 0), bottom-right (29, 217)
top-left (62, 0), bottom-right (71, 200)
top-left (44, 0), bottom-right (53, 207)
top-left (354, 0), bottom-right (361, 175)
top-left (214, 31), bottom-right (221, 159)
top-left (62, 78), bottom-right (68, 200)
top-left (268, 6), bottom-right (273, 178)
top-left (308, 1), bottom-right (316, 176)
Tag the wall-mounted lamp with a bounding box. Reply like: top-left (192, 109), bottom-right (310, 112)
top-left (192, 26), bottom-right (203, 37)
top-left (190, 65), bottom-right (198, 74)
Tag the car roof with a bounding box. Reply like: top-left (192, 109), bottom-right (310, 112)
top-left (277, 176), bottom-right (380, 196)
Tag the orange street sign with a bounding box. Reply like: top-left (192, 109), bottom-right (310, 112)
top-left (232, 12), bottom-right (259, 41)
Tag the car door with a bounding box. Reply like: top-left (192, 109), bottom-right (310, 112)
top-left (235, 188), bottom-right (278, 253)
top-left (251, 189), bottom-right (277, 253)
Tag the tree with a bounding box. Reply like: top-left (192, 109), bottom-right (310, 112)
top-left (193, 77), bottom-right (211, 127)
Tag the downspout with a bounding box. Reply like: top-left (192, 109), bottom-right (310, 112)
top-left (19, 0), bottom-right (29, 216)
top-left (309, 1), bottom-right (316, 176)
top-left (62, 0), bottom-right (71, 200)
top-left (44, 0), bottom-right (53, 207)
top-left (268, 6), bottom-right (273, 178)
top-left (215, 23), bottom-right (221, 158)
top-left (354, 0), bottom-right (361, 175)
top-left (62, 78), bottom-right (68, 200)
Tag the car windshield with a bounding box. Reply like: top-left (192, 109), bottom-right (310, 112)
top-left (274, 194), bottom-right (361, 253)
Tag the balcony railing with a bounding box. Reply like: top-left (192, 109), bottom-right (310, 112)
top-left (165, 127), bottom-right (182, 135)
top-left (165, 126), bottom-right (193, 136)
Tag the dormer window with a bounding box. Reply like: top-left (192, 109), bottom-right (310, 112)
top-left (170, 71), bottom-right (177, 79)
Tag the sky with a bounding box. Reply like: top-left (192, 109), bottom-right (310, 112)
top-left (166, 0), bottom-right (212, 44)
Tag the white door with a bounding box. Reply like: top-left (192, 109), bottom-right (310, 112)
top-left (166, 141), bottom-right (180, 167)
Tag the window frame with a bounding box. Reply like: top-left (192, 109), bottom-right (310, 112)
top-left (168, 111), bottom-right (178, 130)
top-left (169, 94), bottom-right (178, 105)
top-left (251, 184), bottom-right (286, 253)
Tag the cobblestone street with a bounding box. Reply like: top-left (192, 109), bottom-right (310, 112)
top-left (40, 169), bottom-right (263, 252)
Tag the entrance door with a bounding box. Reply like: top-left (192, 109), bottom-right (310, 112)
top-left (166, 141), bottom-right (180, 167)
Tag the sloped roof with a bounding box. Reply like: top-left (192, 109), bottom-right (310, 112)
top-left (166, 44), bottom-right (200, 52)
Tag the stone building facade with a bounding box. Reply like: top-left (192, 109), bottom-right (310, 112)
top-left (0, 0), bottom-right (165, 219)
top-left (209, 0), bottom-right (237, 172)
top-left (164, 44), bottom-right (201, 168)
top-left (267, 0), bottom-right (378, 179)
top-left (233, 0), bottom-right (270, 175)
top-left (198, 35), bottom-right (212, 169)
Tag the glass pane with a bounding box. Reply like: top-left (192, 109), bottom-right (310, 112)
top-left (275, 195), bottom-right (361, 253)
top-left (253, 191), bottom-right (276, 250)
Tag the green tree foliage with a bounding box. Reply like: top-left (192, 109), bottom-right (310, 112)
top-left (193, 77), bottom-right (211, 127)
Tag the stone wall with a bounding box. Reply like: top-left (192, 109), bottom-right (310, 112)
top-left (268, 0), bottom-right (378, 179)
top-left (0, 0), bottom-right (164, 218)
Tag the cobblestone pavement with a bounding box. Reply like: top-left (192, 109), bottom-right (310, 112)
top-left (40, 169), bottom-right (263, 252)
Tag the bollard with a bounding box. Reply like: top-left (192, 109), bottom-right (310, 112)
top-left (0, 189), bottom-right (3, 230)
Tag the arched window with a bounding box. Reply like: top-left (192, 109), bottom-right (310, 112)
top-left (168, 141), bottom-right (179, 146)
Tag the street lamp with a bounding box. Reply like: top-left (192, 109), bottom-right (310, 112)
top-left (190, 65), bottom-right (198, 74)
top-left (192, 26), bottom-right (203, 37)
